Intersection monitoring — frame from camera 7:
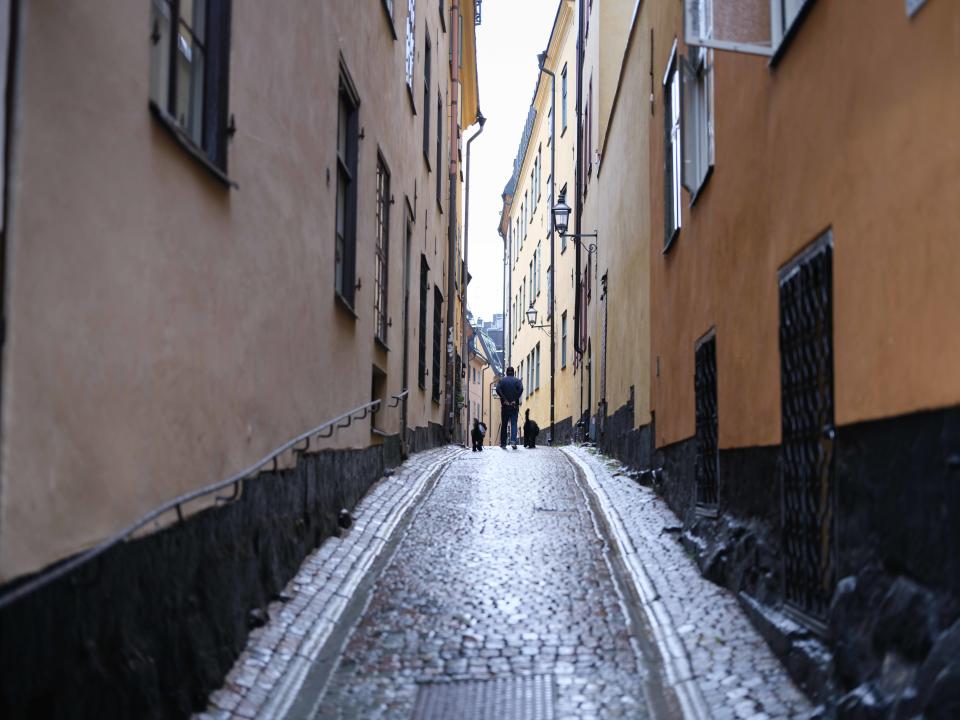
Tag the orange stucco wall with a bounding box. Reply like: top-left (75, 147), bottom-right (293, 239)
top-left (650, 0), bottom-right (960, 449)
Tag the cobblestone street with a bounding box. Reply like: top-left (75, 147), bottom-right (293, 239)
top-left (203, 446), bottom-right (813, 720)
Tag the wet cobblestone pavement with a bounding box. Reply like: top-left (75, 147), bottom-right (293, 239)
top-left (310, 447), bottom-right (657, 719)
top-left (202, 444), bottom-right (815, 719)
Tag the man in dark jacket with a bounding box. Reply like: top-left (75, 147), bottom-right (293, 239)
top-left (496, 367), bottom-right (523, 450)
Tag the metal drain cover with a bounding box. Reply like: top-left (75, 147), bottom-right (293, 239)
top-left (411, 675), bottom-right (555, 720)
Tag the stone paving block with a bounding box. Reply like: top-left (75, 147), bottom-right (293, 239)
top-left (564, 445), bottom-right (814, 720)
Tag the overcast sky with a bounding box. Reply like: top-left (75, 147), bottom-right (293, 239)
top-left (466, 0), bottom-right (558, 325)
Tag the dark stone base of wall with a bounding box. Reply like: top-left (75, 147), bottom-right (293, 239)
top-left (548, 416), bottom-right (574, 446)
top-left (594, 398), bottom-right (960, 718)
top-left (407, 421), bottom-right (446, 455)
top-left (0, 429), bottom-right (442, 719)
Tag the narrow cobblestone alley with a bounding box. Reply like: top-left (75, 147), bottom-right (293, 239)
top-left (204, 445), bottom-right (813, 720)
top-left (304, 447), bottom-right (664, 719)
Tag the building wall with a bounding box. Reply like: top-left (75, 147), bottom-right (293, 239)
top-left (649, 0), bottom-right (960, 450)
top-left (506, 0), bottom-right (578, 439)
top-left (0, 0), bottom-right (475, 582)
top-left (594, 4), bottom-right (652, 430)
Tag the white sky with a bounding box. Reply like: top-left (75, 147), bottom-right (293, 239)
top-left (466, 0), bottom-right (558, 325)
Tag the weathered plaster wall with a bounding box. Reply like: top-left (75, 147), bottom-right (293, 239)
top-left (649, 0), bottom-right (960, 449)
top-left (0, 0), bottom-right (459, 581)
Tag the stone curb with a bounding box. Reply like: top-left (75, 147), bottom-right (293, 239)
top-left (197, 445), bottom-right (464, 720)
top-left (562, 447), bottom-right (712, 720)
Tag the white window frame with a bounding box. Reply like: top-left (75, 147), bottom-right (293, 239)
top-left (663, 39), bottom-right (682, 251)
top-left (681, 45), bottom-right (715, 201)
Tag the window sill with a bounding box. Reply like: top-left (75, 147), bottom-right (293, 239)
top-left (149, 101), bottom-right (237, 189)
top-left (334, 291), bottom-right (358, 319)
top-left (375, 335), bottom-right (391, 352)
top-left (380, 1), bottom-right (398, 39)
top-left (662, 227), bottom-right (680, 255)
top-left (561, 125), bottom-right (568, 138)
top-left (423, 151), bottom-right (432, 173)
top-left (431, 395), bottom-right (441, 406)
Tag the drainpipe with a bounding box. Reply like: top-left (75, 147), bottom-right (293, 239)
top-left (445, 1), bottom-right (462, 442)
top-left (573, 0), bottom-right (584, 430)
top-left (462, 114), bottom-right (486, 445)
top-left (537, 52), bottom-right (556, 446)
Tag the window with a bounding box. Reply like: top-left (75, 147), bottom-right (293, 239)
top-left (681, 46), bottom-right (715, 198)
top-left (530, 170), bottom-right (536, 210)
top-left (405, 0), bottom-right (416, 88)
top-left (436, 93), bottom-right (443, 205)
top-left (375, 155), bottom-right (391, 342)
top-left (537, 145), bottom-right (542, 200)
top-left (535, 245), bottom-right (541, 296)
top-left (418, 256), bottom-right (429, 388)
top-left (423, 36), bottom-right (432, 160)
top-left (335, 68), bottom-right (360, 306)
top-left (535, 343), bottom-right (541, 389)
top-left (561, 64), bottom-right (568, 131)
top-left (561, 312), bottom-right (568, 368)
top-left (149, 0), bottom-right (233, 172)
top-left (529, 260), bottom-right (534, 299)
top-left (663, 42), bottom-right (681, 250)
top-left (585, 77), bottom-right (593, 179)
top-left (432, 286), bottom-right (443, 401)
top-left (559, 183), bottom-right (568, 252)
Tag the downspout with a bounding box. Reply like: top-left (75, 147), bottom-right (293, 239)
top-left (0, 0), bottom-right (23, 552)
top-left (445, 0), bottom-right (461, 441)
top-left (462, 114), bottom-right (485, 445)
top-left (537, 53), bottom-right (556, 446)
top-left (574, 0), bottom-right (585, 427)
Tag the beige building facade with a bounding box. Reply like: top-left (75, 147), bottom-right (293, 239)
top-left (502, 0), bottom-right (579, 444)
top-left (0, 0), bottom-right (478, 584)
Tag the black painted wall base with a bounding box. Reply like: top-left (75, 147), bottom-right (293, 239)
top-left (548, 416), bottom-right (574, 446)
top-left (593, 397), bottom-right (960, 718)
top-left (0, 429), bottom-right (442, 719)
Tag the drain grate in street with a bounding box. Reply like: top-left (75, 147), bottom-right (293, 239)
top-left (411, 675), bottom-right (555, 720)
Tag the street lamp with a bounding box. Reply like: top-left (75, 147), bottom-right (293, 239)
top-left (526, 302), bottom-right (551, 334)
top-left (552, 194), bottom-right (571, 236)
top-left (552, 190), bottom-right (598, 254)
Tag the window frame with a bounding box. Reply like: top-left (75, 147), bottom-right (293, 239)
top-left (149, 0), bottom-right (233, 182)
top-left (681, 46), bottom-right (715, 204)
top-left (432, 286), bottom-right (444, 402)
top-left (423, 34), bottom-right (432, 165)
top-left (561, 311), bottom-right (568, 368)
top-left (436, 92), bottom-right (443, 207)
top-left (374, 152), bottom-right (391, 345)
top-left (663, 40), bottom-right (681, 253)
top-left (335, 63), bottom-right (361, 311)
top-left (560, 63), bottom-right (568, 133)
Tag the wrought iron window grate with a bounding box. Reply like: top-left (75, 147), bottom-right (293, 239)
top-left (695, 334), bottom-right (719, 509)
top-left (779, 234), bottom-right (836, 623)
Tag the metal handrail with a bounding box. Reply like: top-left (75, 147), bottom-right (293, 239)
top-left (0, 394), bottom-right (408, 611)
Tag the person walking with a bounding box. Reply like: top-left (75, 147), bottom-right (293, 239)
top-left (496, 367), bottom-right (523, 450)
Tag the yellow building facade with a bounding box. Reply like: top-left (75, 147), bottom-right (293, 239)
top-left (502, 0), bottom-right (579, 444)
